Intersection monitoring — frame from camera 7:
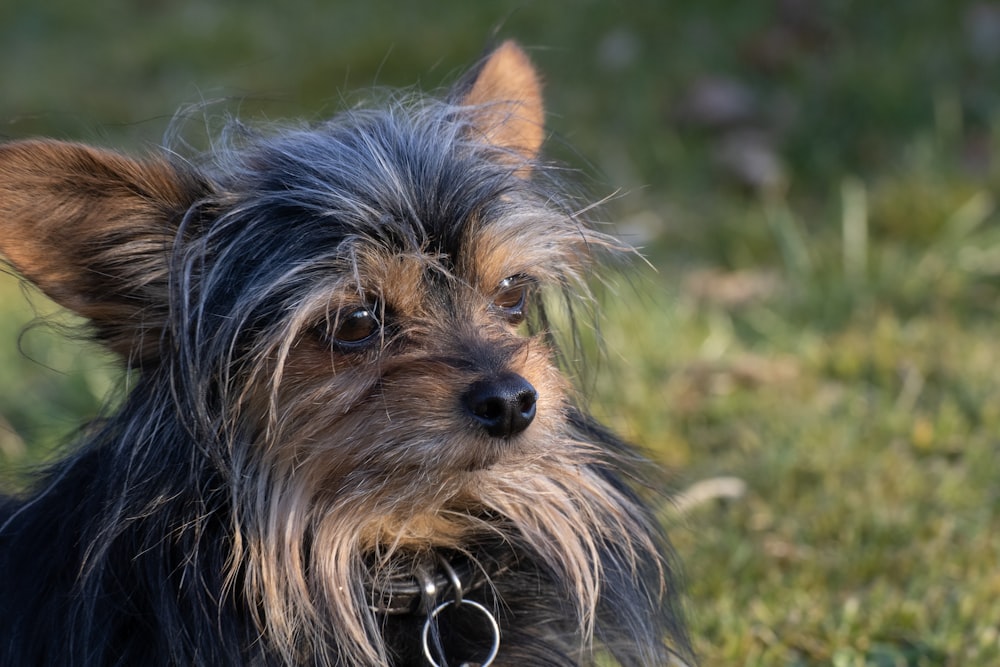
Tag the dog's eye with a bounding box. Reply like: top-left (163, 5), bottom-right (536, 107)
top-left (331, 307), bottom-right (380, 347)
top-left (492, 276), bottom-right (533, 325)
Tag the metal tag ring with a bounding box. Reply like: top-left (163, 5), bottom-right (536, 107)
top-left (421, 599), bottom-right (500, 667)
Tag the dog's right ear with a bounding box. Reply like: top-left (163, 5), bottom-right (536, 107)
top-left (0, 139), bottom-right (210, 363)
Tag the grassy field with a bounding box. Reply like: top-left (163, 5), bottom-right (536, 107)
top-left (3, 1), bottom-right (1000, 664)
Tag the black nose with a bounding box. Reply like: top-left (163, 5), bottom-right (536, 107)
top-left (462, 373), bottom-right (538, 438)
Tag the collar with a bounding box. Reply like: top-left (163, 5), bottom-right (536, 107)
top-left (366, 548), bottom-right (514, 615)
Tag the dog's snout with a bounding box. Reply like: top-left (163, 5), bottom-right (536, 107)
top-left (462, 373), bottom-right (538, 438)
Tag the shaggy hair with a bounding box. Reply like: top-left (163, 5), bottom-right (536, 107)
top-left (0, 41), bottom-right (690, 666)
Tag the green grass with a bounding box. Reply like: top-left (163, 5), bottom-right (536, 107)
top-left (594, 212), bottom-right (1000, 664)
top-left (3, 1), bottom-right (1000, 664)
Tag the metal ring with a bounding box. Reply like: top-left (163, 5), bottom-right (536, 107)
top-left (421, 599), bottom-right (500, 667)
top-left (436, 553), bottom-right (464, 606)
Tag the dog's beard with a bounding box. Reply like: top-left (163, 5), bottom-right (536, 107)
top-left (229, 419), bottom-right (664, 666)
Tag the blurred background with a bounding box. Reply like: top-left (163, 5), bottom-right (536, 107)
top-left (2, 1), bottom-right (1000, 664)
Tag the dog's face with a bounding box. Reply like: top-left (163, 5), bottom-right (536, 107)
top-left (259, 212), bottom-right (573, 485)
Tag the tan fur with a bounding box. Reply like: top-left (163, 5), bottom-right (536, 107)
top-left (0, 139), bottom-right (206, 361)
top-left (245, 125), bottom-right (624, 667)
top-left (461, 40), bottom-right (545, 166)
top-left (217, 215), bottom-right (652, 663)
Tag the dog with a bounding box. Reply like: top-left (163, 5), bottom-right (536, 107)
top-left (0, 41), bottom-right (690, 666)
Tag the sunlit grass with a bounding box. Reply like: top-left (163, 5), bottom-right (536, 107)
top-left (588, 176), bottom-right (1000, 665)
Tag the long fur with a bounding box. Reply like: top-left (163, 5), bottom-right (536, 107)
top-left (0, 42), bottom-right (690, 666)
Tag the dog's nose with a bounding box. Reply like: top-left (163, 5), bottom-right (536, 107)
top-left (462, 373), bottom-right (538, 438)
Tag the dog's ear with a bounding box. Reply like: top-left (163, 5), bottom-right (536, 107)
top-left (0, 139), bottom-right (209, 363)
top-left (457, 40), bottom-right (545, 165)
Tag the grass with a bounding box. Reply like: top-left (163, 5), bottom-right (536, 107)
top-left (2, 1), bottom-right (1000, 664)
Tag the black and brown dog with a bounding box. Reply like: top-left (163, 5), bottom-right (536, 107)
top-left (0, 41), bottom-right (691, 666)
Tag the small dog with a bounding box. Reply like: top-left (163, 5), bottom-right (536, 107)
top-left (0, 41), bottom-right (690, 666)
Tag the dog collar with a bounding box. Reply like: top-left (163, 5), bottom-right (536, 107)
top-left (366, 549), bottom-right (512, 615)
top-left (367, 549), bottom-right (512, 666)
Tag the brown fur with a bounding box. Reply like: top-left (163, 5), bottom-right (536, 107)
top-left (460, 41), bottom-right (545, 174)
top-left (0, 140), bottom-right (208, 362)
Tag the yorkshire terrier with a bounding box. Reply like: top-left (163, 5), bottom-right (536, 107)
top-left (0, 41), bottom-right (690, 666)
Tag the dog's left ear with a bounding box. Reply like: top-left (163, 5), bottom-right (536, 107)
top-left (0, 139), bottom-right (210, 363)
top-left (457, 40), bottom-right (545, 164)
